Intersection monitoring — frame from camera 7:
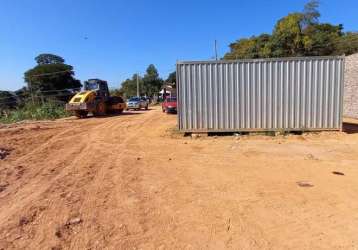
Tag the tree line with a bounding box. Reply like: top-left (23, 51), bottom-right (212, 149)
top-left (0, 53), bottom-right (176, 112)
top-left (116, 65), bottom-right (176, 98)
top-left (224, 0), bottom-right (358, 60)
top-left (1, 54), bottom-right (81, 112)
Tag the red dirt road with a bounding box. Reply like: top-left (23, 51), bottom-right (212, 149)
top-left (1, 107), bottom-right (358, 249)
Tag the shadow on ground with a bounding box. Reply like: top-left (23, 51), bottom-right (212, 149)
top-left (126, 108), bottom-right (154, 112)
top-left (78, 111), bottom-right (144, 119)
top-left (342, 123), bottom-right (358, 134)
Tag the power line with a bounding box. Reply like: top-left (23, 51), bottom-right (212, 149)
top-left (0, 97), bottom-right (68, 106)
top-left (0, 100), bottom-right (19, 105)
top-left (0, 92), bottom-right (77, 102)
top-left (0, 88), bottom-right (81, 101)
top-left (25, 70), bottom-right (76, 104)
top-left (34, 88), bottom-right (81, 93)
top-left (33, 92), bottom-right (76, 98)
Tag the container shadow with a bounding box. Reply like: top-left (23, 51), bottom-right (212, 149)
top-left (90, 111), bottom-right (143, 119)
top-left (120, 111), bottom-right (144, 116)
top-left (342, 122), bottom-right (358, 134)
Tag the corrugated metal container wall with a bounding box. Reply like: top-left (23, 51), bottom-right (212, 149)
top-left (177, 57), bottom-right (344, 132)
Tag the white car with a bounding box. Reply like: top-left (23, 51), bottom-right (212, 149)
top-left (126, 97), bottom-right (148, 110)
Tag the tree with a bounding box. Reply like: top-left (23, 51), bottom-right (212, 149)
top-left (224, 38), bottom-right (257, 59)
top-left (110, 88), bottom-right (124, 97)
top-left (0, 91), bottom-right (18, 111)
top-left (223, 0), bottom-right (358, 59)
top-left (24, 54), bottom-right (81, 102)
top-left (224, 14), bottom-right (306, 59)
top-left (302, 23), bottom-right (343, 56)
top-left (224, 34), bottom-right (272, 59)
top-left (142, 64), bottom-right (163, 97)
top-left (302, 0), bottom-right (320, 27)
top-left (271, 13), bottom-right (305, 57)
top-left (35, 54), bottom-right (65, 65)
top-left (166, 71), bottom-right (176, 84)
top-left (165, 71), bottom-right (177, 89)
top-left (119, 74), bottom-right (143, 98)
top-left (14, 87), bottom-right (31, 106)
top-left (336, 32), bottom-right (358, 55)
top-left (119, 65), bottom-right (164, 98)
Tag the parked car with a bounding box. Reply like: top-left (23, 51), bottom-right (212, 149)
top-left (126, 96), bottom-right (148, 110)
top-left (162, 97), bottom-right (177, 113)
top-left (141, 96), bottom-right (150, 106)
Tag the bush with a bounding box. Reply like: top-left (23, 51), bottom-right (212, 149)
top-left (0, 101), bottom-right (69, 124)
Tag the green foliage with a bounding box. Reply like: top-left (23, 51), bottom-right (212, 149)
top-left (120, 74), bottom-right (143, 98)
top-left (166, 71), bottom-right (176, 84)
top-left (35, 53), bottom-right (65, 65)
top-left (110, 88), bottom-right (124, 97)
top-left (335, 32), bottom-right (358, 56)
top-left (24, 54), bottom-right (81, 103)
top-left (142, 64), bottom-right (163, 97)
top-left (0, 88), bottom-right (33, 114)
top-left (302, 23), bottom-right (343, 56)
top-left (225, 38), bottom-right (256, 59)
top-left (0, 91), bottom-right (18, 111)
top-left (271, 13), bottom-right (305, 57)
top-left (224, 34), bottom-right (272, 59)
top-left (0, 101), bottom-right (69, 124)
top-left (302, 0), bottom-right (320, 27)
top-left (166, 71), bottom-right (177, 89)
top-left (0, 54), bottom-right (78, 123)
top-left (224, 0), bottom-right (358, 59)
top-left (25, 64), bottom-right (81, 92)
top-left (14, 87), bottom-right (31, 100)
top-left (119, 64), bottom-right (164, 98)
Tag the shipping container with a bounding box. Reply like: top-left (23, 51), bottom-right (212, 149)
top-left (177, 56), bottom-right (345, 132)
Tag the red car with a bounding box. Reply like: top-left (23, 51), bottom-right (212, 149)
top-left (162, 97), bottom-right (177, 113)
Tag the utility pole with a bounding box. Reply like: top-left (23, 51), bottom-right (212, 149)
top-left (136, 73), bottom-right (139, 97)
top-left (215, 40), bottom-right (218, 61)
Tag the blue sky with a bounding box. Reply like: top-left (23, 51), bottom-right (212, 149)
top-left (0, 0), bottom-right (357, 91)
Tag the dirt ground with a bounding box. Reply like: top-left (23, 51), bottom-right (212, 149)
top-left (1, 106), bottom-right (358, 250)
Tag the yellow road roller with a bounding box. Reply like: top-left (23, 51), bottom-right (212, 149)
top-left (66, 79), bottom-right (126, 118)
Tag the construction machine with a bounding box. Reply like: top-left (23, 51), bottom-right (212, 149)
top-left (66, 79), bottom-right (127, 118)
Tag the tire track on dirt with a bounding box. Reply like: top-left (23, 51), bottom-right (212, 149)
top-left (63, 111), bottom-right (160, 249)
top-left (0, 111), bottom-right (155, 249)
